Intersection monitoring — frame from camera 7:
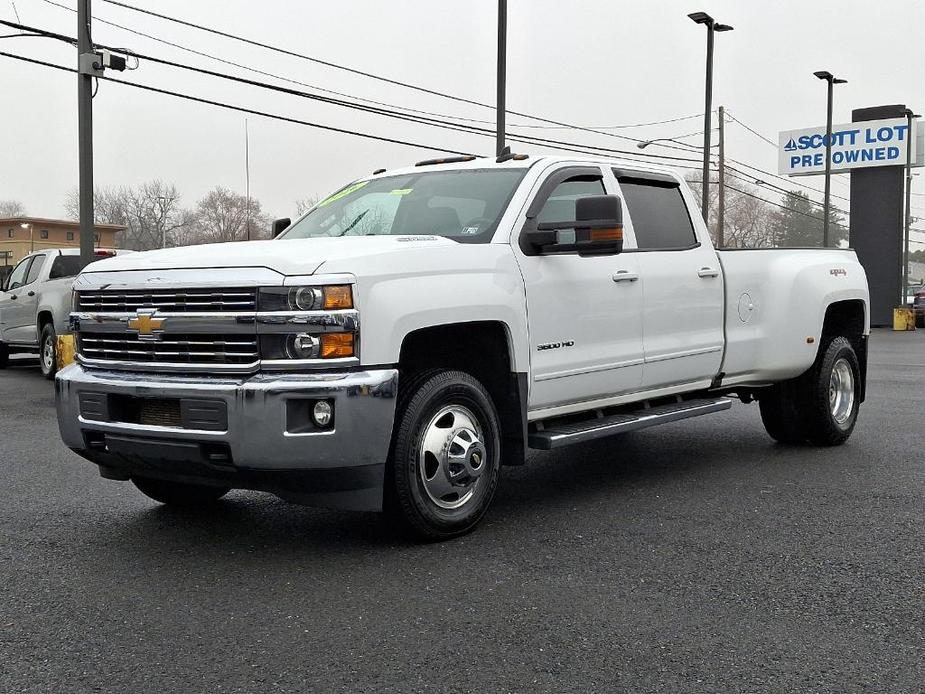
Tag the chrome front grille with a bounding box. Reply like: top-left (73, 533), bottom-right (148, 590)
top-left (76, 288), bottom-right (257, 313)
top-left (78, 333), bottom-right (258, 365)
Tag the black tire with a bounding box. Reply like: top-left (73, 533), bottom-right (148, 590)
top-left (916, 313), bottom-right (925, 329)
top-left (759, 336), bottom-right (860, 447)
top-left (386, 369), bottom-right (502, 541)
top-left (132, 476), bottom-right (230, 506)
top-left (799, 336), bottom-right (861, 446)
top-left (39, 323), bottom-right (57, 380)
top-left (0, 343), bottom-right (8, 369)
top-left (758, 381), bottom-right (808, 445)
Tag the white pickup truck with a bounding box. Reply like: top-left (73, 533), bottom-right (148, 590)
top-left (0, 249), bottom-right (123, 378)
top-left (55, 155), bottom-right (869, 539)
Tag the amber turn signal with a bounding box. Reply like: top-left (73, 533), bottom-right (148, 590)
top-left (589, 226), bottom-right (624, 242)
top-left (320, 333), bottom-right (355, 358)
top-left (323, 285), bottom-right (353, 310)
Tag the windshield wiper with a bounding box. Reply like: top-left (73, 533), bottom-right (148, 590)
top-left (333, 209), bottom-right (369, 237)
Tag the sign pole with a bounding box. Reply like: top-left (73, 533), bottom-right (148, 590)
top-left (902, 110), bottom-right (918, 304)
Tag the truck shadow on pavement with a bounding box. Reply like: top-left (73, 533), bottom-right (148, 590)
top-left (103, 407), bottom-right (832, 557)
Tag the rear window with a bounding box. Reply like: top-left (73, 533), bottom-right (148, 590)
top-left (49, 255), bottom-right (86, 279)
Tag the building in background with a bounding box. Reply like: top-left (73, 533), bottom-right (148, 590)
top-left (0, 217), bottom-right (124, 267)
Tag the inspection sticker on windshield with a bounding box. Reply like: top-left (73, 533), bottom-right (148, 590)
top-left (389, 188), bottom-right (413, 196)
top-left (317, 181), bottom-right (368, 207)
top-left (462, 226), bottom-right (480, 235)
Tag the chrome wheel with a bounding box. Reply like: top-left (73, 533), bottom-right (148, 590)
top-left (419, 404), bottom-right (486, 510)
top-left (829, 357), bottom-right (855, 425)
top-left (41, 335), bottom-right (55, 372)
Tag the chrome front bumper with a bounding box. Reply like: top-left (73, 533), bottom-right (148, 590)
top-left (55, 364), bottom-right (398, 511)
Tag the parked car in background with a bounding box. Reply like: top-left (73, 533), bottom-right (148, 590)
top-left (905, 284), bottom-right (924, 306)
top-left (0, 249), bottom-right (128, 378)
top-left (913, 289), bottom-right (925, 327)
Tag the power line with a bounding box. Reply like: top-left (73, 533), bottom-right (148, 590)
top-left (1, 18), bottom-right (711, 171)
top-left (504, 112), bottom-right (707, 130)
top-left (0, 49), bottom-right (477, 155)
top-left (725, 160), bottom-right (851, 204)
top-left (0, 46), bottom-right (713, 174)
top-left (724, 110), bottom-right (778, 148)
top-left (44, 1), bottom-right (707, 135)
top-left (91, 0), bottom-right (708, 155)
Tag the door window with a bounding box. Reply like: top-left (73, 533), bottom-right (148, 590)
top-left (618, 177), bottom-right (697, 250)
top-left (25, 255), bottom-right (45, 285)
top-left (536, 175), bottom-right (606, 247)
top-left (6, 258), bottom-right (32, 290)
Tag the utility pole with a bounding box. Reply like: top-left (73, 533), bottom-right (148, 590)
top-left (496, 0), bottom-right (506, 157)
top-left (77, 0), bottom-right (96, 267)
top-left (902, 109), bottom-right (919, 304)
top-left (717, 105), bottom-right (726, 248)
top-left (245, 118), bottom-right (251, 241)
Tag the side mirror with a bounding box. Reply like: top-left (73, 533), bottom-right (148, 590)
top-left (524, 194), bottom-right (624, 256)
top-left (272, 218), bottom-right (291, 238)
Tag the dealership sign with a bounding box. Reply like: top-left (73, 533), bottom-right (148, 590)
top-left (778, 118), bottom-right (924, 176)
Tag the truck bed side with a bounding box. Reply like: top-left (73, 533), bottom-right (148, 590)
top-left (717, 248), bottom-right (869, 386)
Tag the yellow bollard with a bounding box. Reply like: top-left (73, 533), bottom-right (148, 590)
top-left (893, 307), bottom-right (916, 331)
top-left (56, 334), bottom-right (76, 369)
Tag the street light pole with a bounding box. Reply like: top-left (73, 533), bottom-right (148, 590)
top-left (814, 70), bottom-right (847, 247)
top-left (902, 109), bottom-right (919, 304)
top-left (689, 12), bottom-right (733, 226)
top-left (496, 0), bottom-right (507, 157)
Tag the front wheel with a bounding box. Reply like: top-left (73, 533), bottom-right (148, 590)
top-left (132, 476), bottom-right (230, 506)
top-left (386, 370), bottom-right (502, 540)
top-left (40, 323), bottom-right (57, 380)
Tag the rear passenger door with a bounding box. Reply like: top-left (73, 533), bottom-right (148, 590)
top-left (614, 170), bottom-right (724, 391)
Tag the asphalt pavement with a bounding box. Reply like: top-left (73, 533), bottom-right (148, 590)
top-left (1, 331), bottom-right (923, 693)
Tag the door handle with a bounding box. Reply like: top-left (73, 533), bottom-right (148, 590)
top-left (612, 270), bottom-right (639, 283)
top-left (27, 291), bottom-right (35, 297)
top-left (697, 267), bottom-right (720, 278)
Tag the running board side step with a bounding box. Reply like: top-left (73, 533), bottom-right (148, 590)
top-left (528, 397), bottom-right (732, 450)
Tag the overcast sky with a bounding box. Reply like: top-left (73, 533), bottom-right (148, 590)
top-left (2, 0), bottom-right (925, 243)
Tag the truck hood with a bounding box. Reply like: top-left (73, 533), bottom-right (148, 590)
top-left (84, 235), bottom-right (460, 277)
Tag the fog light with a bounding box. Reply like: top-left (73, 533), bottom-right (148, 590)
top-left (313, 400), bottom-right (333, 427)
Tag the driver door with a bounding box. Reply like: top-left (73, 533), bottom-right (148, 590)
top-left (514, 165), bottom-right (645, 413)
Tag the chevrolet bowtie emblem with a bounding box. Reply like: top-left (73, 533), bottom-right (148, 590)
top-left (127, 308), bottom-right (165, 341)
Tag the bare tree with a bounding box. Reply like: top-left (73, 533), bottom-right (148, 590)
top-left (189, 187), bottom-right (269, 244)
top-left (0, 200), bottom-right (26, 217)
top-left (64, 181), bottom-right (191, 250)
top-left (684, 173), bottom-right (777, 248)
top-left (295, 197), bottom-right (318, 216)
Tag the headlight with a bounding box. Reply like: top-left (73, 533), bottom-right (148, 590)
top-left (258, 285), bottom-right (353, 311)
top-left (259, 333), bottom-right (355, 360)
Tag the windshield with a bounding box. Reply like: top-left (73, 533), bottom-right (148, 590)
top-left (281, 168), bottom-right (526, 243)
